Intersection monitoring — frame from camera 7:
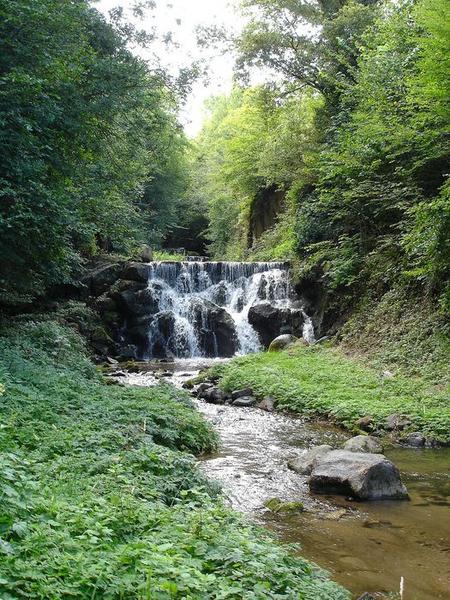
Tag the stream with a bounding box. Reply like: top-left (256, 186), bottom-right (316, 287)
top-left (123, 360), bottom-right (450, 600)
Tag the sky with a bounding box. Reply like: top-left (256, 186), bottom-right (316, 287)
top-left (93, 0), bottom-right (241, 136)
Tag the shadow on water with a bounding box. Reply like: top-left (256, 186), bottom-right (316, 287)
top-left (124, 362), bottom-right (450, 600)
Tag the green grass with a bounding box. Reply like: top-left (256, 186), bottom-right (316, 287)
top-left (0, 319), bottom-right (348, 599)
top-left (208, 343), bottom-right (450, 443)
top-left (153, 250), bottom-right (186, 262)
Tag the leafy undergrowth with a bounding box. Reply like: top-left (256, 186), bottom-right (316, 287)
top-left (338, 289), bottom-right (450, 387)
top-left (0, 320), bottom-right (347, 599)
top-left (209, 344), bottom-right (450, 443)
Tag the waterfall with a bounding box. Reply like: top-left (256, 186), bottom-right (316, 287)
top-left (129, 260), bottom-right (314, 359)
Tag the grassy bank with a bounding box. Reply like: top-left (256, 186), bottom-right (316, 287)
top-left (208, 344), bottom-right (450, 443)
top-left (338, 288), bottom-right (450, 387)
top-left (0, 319), bottom-right (347, 599)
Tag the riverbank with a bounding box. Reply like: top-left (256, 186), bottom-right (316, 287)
top-left (0, 318), bottom-right (348, 599)
top-left (203, 342), bottom-right (450, 444)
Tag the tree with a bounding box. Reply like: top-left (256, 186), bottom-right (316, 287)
top-left (0, 0), bottom-right (188, 304)
top-left (236, 0), bottom-right (379, 114)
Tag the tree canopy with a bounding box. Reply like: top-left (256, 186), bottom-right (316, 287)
top-left (0, 0), bottom-right (188, 304)
top-left (194, 0), bottom-right (450, 310)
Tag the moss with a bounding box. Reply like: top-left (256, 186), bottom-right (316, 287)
top-left (265, 498), bottom-right (305, 514)
top-left (338, 288), bottom-right (450, 386)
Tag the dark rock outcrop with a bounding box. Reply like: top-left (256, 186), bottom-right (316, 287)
top-left (248, 302), bottom-right (304, 347)
top-left (120, 262), bottom-right (150, 283)
top-left (86, 262), bottom-right (124, 297)
top-left (191, 299), bottom-right (238, 357)
top-left (115, 285), bottom-right (160, 318)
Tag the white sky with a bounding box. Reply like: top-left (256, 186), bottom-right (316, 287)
top-left (92, 0), bottom-right (240, 136)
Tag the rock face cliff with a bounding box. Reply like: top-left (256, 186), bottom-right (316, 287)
top-left (248, 186), bottom-right (285, 248)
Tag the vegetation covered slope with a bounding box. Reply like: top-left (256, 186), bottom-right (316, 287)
top-left (191, 0), bottom-right (449, 315)
top-left (0, 0), bottom-right (188, 306)
top-left (0, 319), bottom-right (348, 599)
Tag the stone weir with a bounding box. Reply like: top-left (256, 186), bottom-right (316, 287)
top-left (87, 260), bottom-right (315, 360)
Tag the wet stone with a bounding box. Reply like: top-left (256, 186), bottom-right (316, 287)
top-left (257, 396), bottom-right (276, 412)
top-left (344, 435), bottom-right (383, 454)
top-left (231, 388), bottom-right (253, 400)
top-left (232, 396), bottom-right (257, 407)
top-left (288, 445), bottom-right (333, 476)
top-left (201, 387), bottom-right (229, 405)
top-left (403, 432), bottom-right (426, 447)
top-left (309, 450), bottom-right (409, 500)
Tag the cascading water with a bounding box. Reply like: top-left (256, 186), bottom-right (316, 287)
top-left (134, 260), bottom-right (314, 359)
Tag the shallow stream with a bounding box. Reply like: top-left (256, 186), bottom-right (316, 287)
top-left (124, 360), bottom-right (450, 600)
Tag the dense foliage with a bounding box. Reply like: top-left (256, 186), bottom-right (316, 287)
top-left (0, 319), bottom-right (348, 599)
top-left (194, 0), bottom-right (449, 310)
top-left (0, 0), bottom-right (188, 305)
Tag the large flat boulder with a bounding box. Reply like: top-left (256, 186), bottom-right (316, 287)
top-left (309, 450), bottom-right (408, 500)
top-left (288, 445), bottom-right (333, 476)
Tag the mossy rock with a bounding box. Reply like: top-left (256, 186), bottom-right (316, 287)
top-left (264, 497), bottom-right (305, 514)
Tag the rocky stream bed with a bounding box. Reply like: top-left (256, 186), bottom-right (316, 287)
top-left (119, 360), bottom-right (450, 600)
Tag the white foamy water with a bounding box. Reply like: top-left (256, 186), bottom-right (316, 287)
top-left (140, 261), bottom-right (314, 359)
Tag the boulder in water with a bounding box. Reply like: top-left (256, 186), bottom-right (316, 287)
top-left (308, 450), bottom-right (409, 500)
top-left (343, 435), bottom-right (383, 454)
top-left (195, 382), bottom-right (214, 395)
top-left (403, 432), bottom-right (426, 448)
top-left (231, 388), bottom-right (253, 401)
top-left (288, 445), bottom-right (333, 476)
top-left (257, 396), bottom-right (276, 412)
top-left (201, 386), bottom-right (229, 405)
top-left (268, 334), bottom-right (298, 352)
